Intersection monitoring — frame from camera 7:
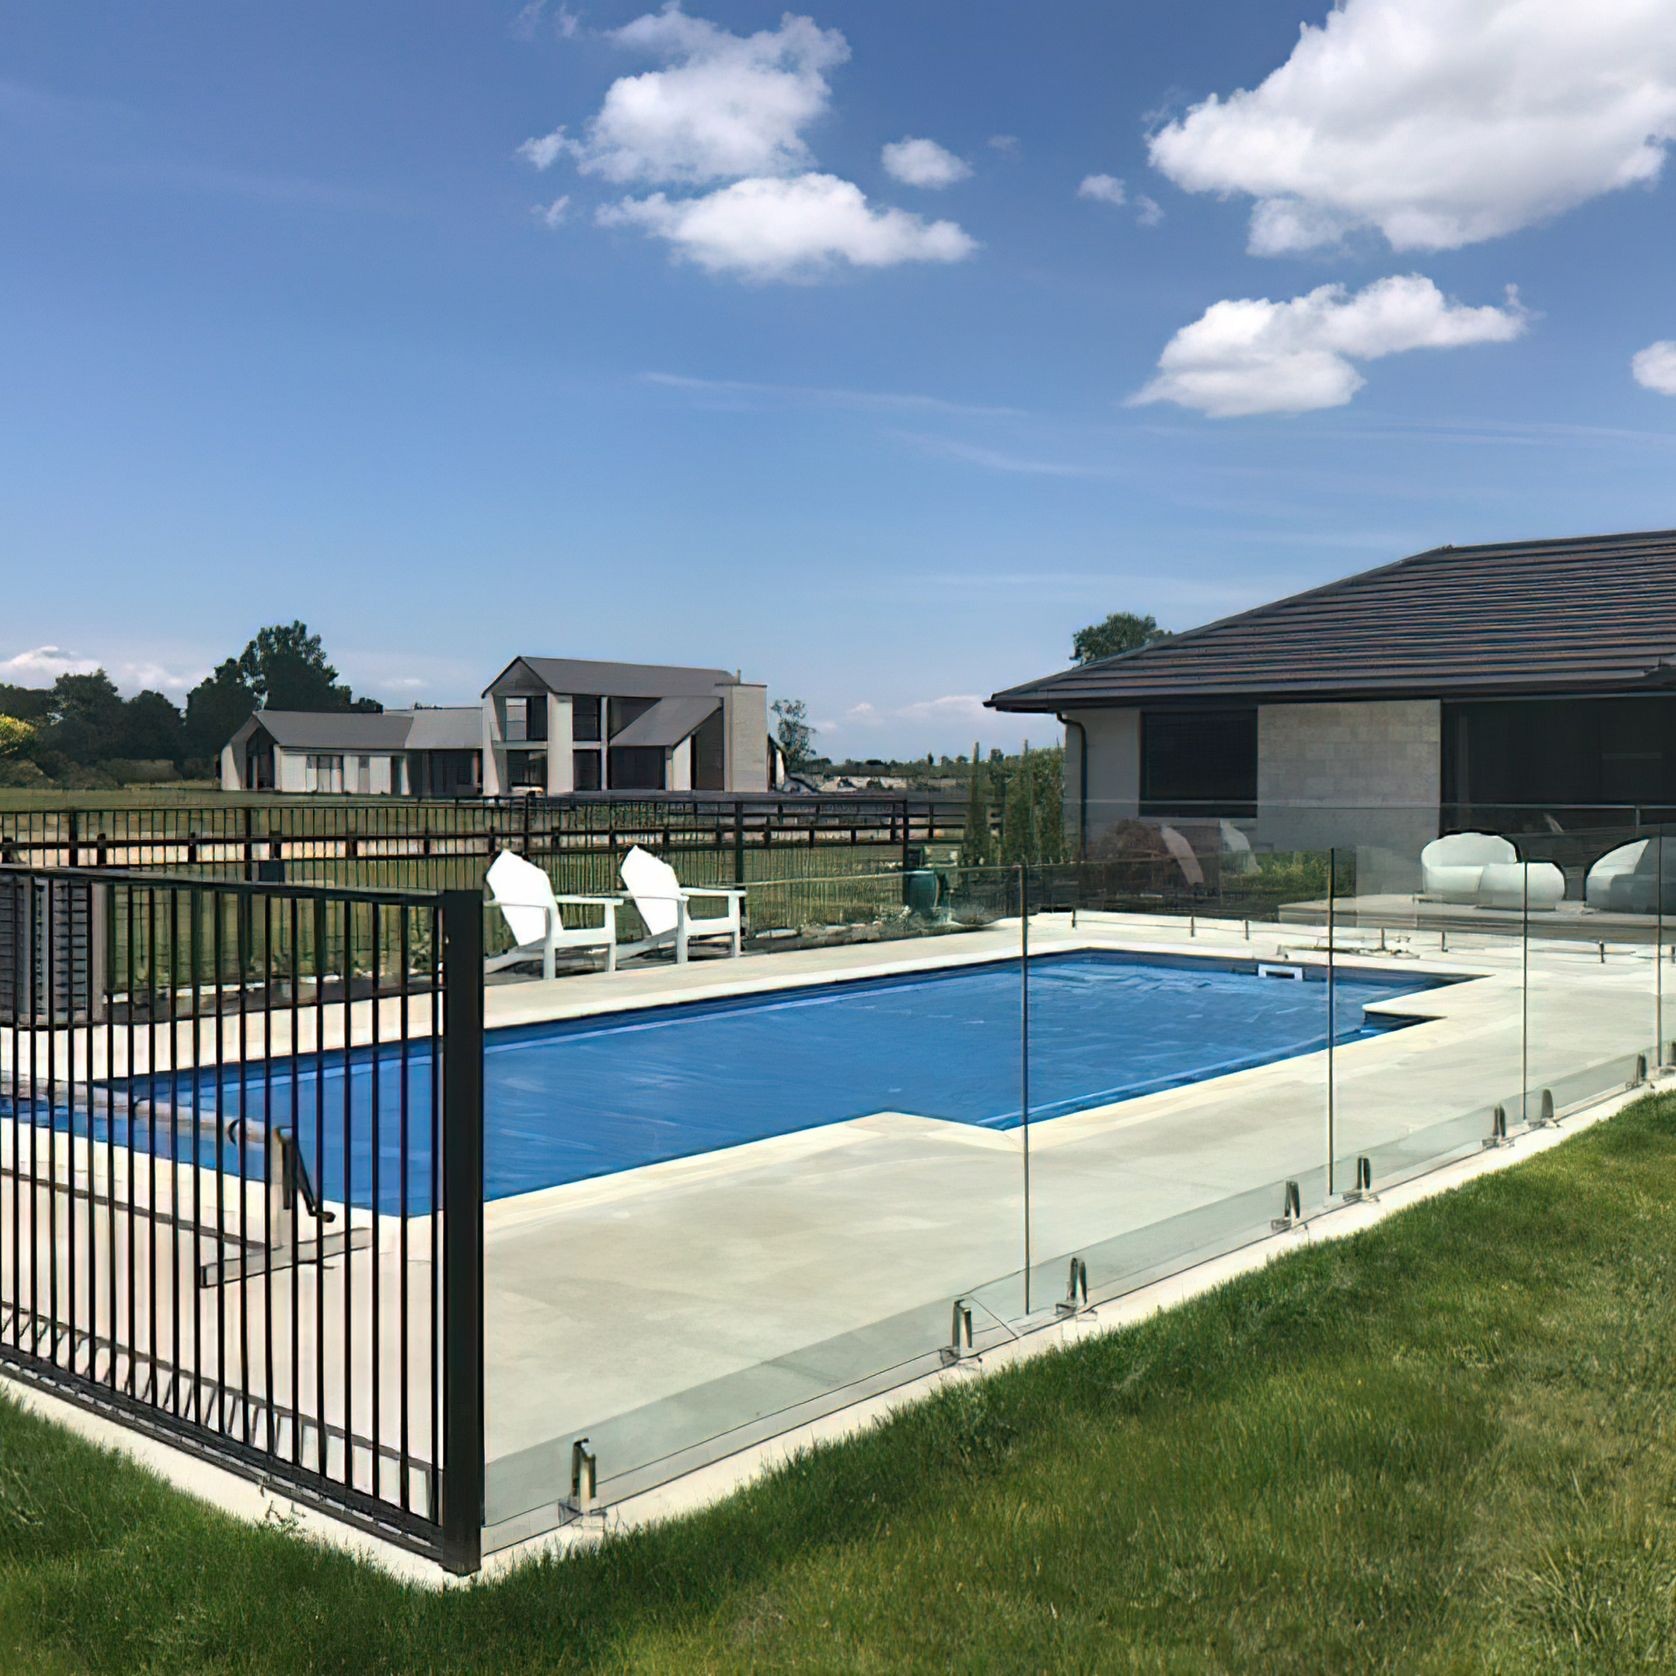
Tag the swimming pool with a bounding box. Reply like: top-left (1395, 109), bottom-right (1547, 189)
top-left (85, 950), bottom-right (1440, 1212)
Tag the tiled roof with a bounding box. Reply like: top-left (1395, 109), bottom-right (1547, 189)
top-left (990, 529), bottom-right (1676, 711)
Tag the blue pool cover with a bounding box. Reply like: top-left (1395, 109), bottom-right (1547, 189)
top-left (26, 951), bottom-right (1440, 1212)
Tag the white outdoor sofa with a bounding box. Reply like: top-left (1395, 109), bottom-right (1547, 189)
top-left (619, 844), bottom-right (745, 963)
top-left (484, 850), bottom-right (622, 979)
top-left (1475, 860), bottom-right (1566, 912)
top-left (1589, 837), bottom-right (1676, 915)
top-left (1420, 832), bottom-right (1566, 912)
top-left (1586, 840), bottom-right (1648, 910)
top-left (1420, 832), bottom-right (1518, 903)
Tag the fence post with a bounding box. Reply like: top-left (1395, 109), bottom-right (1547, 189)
top-left (67, 809), bottom-right (80, 869)
top-left (733, 799), bottom-right (746, 885)
top-left (439, 890), bottom-right (485, 1574)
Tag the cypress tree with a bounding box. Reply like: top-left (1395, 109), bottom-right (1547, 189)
top-left (1002, 741), bottom-right (1035, 865)
top-left (963, 742), bottom-right (993, 868)
top-left (1034, 745), bottom-right (1065, 864)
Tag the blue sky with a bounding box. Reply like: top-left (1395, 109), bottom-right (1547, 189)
top-left (3, 0), bottom-right (1674, 757)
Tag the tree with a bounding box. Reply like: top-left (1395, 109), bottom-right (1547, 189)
top-left (771, 697), bottom-right (816, 776)
top-left (237, 621), bottom-right (367, 712)
top-left (41, 670), bottom-right (125, 765)
top-left (962, 743), bottom-right (993, 868)
top-left (183, 658), bottom-right (258, 765)
top-left (0, 683), bottom-right (54, 725)
top-left (117, 689), bottom-right (186, 764)
top-left (1032, 745), bottom-right (1065, 864)
top-left (1072, 612), bottom-right (1170, 666)
top-left (1001, 741), bottom-right (1036, 865)
top-left (0, 714), bottom-right (34, 759)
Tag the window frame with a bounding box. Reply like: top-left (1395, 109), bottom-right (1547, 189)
top-left (1138, 706), bottom-right (1258, 818)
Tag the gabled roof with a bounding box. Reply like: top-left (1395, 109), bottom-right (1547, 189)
top-left (989, 528), bottom-right (1676, 712)
top-left (484, 656), bottom-right (737, 699)
top-left (245, 710), bottom-right (415, 750)
top-left (240, 706), bottom-right (481, 752)
top-left (403, 706), bottom-right (482, 749)
top-left (608, 694), bottom-right (720, 748)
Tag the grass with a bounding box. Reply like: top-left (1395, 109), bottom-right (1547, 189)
top-left (6, 1094), bottom-right (1676, 1672)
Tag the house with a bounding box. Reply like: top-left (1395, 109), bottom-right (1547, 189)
top-left (480, 657), bottom-right (775, 795)
top-left (988, 528), bottom-right (1676, 863)
top-left (221, 655), bottom-right (780, 797)
top-left (222, 706), bottom-right (484, 796)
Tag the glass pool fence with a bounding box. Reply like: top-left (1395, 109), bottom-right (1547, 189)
top-left (1, 800), bottom-right (1668, 1569)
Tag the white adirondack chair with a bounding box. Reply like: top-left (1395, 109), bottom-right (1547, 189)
top-left (484, 850), bottom-right (620, 979)
top-left (618, 845), bottom-right (744, 963)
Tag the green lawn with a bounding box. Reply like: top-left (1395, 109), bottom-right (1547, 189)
top-left (6, 1094), bottom-right (1676, 1672)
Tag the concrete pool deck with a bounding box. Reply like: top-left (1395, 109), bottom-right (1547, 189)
top-left (2, 909), bottom-right (1666, 1561)
top-left (473, 913), bottom-right (1661, 1546)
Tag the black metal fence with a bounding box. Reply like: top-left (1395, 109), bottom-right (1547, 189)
top-left (0, 793), bottom-right (970, 887)
top-left (0, 864), bottom-right (486, 1573)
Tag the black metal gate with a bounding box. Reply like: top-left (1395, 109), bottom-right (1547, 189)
top-left (0, 866), bottom-right (485, 1572)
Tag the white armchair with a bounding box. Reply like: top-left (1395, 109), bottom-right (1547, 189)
top-left (484, 850), bottom-right (621, 979)
top-left (1476, 861), bottom-right (1566, 912)
top-left (619, 845), bottom-right (744, 962)
top-left (1420, 832), bottom-right (1517, 903)
top-left (1586, 840), bottom-right (1648, 910)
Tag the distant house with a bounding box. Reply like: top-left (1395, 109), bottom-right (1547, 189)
top-left (222, 706), bottom-right (483, 797)
top-left (988, 528), bottom-right (1676, 858)
top-left (221, 655), bottom-right (781, 797)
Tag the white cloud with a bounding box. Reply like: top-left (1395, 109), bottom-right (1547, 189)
top-left (523, 3), bottom-right (849, 185)
top-left (825, 695), bottom-right (1036, 753)
top-left (597, 172), bottom-right (976, 280)
top-left (1632, 340), bottom-right (1676, 395)
top-left (510, 1), bottom-right (579, 40)
top-left (518, 129), bottom-right (572, 170)
top-left (831, 694), bottom-right (988, 731)
top-left (892, 431), bottom-right (1123, 479)
top-left (643, 371), bottom-right (1021, 417)
top-left (0, 646), bottom-right (101, 685)
top-left (881, 137), bottom-right (970, 189)
top-left (987, 134), bottom-right (1019, 154)
top-left (1148, 0), bottom-right (1676, 253)
top-left (1132, 275), bottom-right (1529, 419)
top-left (0, 645), bottom-right (202, 694)
top-left (533, 194), bottom-right (571, 227)
top-left (1077, 173), bottom-right (1126, 207)
top-left (1082, 175), bottom-right (1165, 227)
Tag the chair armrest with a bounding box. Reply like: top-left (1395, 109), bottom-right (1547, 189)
top-left (678, 885), bottom-right (747, 901)
top-left (554, 892), bottom-right (625, 906)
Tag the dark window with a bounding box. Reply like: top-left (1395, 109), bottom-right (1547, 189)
top-left (1140, 708), bottom-right (1257, 816)
top-left (503, 695), bottom-right (546, 742)
top-left (608, 696), bottom-right (656, 738)
top-left (691, 710), bottom-right (725, 791)
top-left (572, 749), bottom-right (602, 791)
top-left (1444, 697), bottom-right (1676, 823)
top-left (506, 749), bottom-right (546, 791)
top-left (571, 696), bottom-right (602, 743)
top-left (609, 746), bottom-right (666, 790)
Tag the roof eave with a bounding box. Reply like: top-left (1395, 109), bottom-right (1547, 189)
top-left (992, 668), bottom-right (1676, 712)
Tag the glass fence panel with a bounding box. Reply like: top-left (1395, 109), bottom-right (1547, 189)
top-left (1325, 825), bottom-right (1529, 1196)
top-left (1515, 819), bottom-right (1663, 1120)
top-left (1019, 810), bottom-right (1335, 1333)
top-left (480, 867), bottom-right (1031, 1549)
top-left (471, 798), bottom-right (1676, 1555)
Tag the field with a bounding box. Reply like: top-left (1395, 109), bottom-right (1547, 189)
top-left (3, 1089), bottom-right (1674, 1671)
